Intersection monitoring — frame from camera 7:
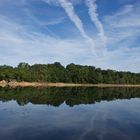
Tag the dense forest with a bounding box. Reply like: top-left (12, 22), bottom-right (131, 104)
top-left (0, 62), bottom-right (140, 84)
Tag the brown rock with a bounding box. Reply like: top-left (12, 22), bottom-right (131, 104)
top-left (0, 80), bottom-right (8, 87)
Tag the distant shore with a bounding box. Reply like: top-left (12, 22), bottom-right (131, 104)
top-left (0, 80), bottom-right (140, 88)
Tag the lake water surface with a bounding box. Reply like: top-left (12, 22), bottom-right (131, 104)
top-left (0, 87), bottom-right (140, 140)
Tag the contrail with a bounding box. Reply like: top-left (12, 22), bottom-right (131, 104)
top-left (58, 0), bottom-right (96, 55)
top-left (58, 0), bottom-right (89, 40)
top-left (86, 0), bottom-right (107, 52)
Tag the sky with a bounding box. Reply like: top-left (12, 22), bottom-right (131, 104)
top-left (0, 0), bottom-right (140, 72)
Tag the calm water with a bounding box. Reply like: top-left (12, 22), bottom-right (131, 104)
top-left (0, 87), bottom-right (140, 140)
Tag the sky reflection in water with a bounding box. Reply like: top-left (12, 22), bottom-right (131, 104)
top-left (0, 87), bottom-right (140, 140)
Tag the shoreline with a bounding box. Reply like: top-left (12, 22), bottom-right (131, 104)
top-left (0, 80), bottom-right (140, 88)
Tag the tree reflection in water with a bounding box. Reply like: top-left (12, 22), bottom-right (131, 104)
top-left (0, 87), bottom-right (140, 106)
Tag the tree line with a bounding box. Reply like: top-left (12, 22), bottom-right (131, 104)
top-left (0, 62), bottom-right (140, 84)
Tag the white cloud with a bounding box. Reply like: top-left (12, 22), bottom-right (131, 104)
top-left (100, 3), bottom-right (140, 72)
top-left (0, 15), bottom-right (92, 66)
top-left (86, 0), bottom-right (107, 54)
top-left (24, 7), bottom-right (65, 27)
top-left (0, 15), bottom-right (139, 72)
top-left (104, 4), bottom-right (140, 28)
top-left (57, 0), bottom-right (96, 54)
top-left (42, 0), bottom-right (82, 6)
top-left (104, 3), bottom-right (140, 46)
top-left (0, 1), bottom-right (140, 72)
top-left (57, 0), bottom-right (89, 39)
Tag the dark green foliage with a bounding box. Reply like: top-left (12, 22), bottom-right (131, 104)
top-left (0, 62), bottom-right (139, 84)
top-left (0, 87), bottom-right (140, 107)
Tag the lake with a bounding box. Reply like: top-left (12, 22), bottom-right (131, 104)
top-left (0, 87), bottom-right (140, 140)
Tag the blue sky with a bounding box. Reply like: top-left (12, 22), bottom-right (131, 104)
top-left (0, 0), bottom-right (140, 72)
